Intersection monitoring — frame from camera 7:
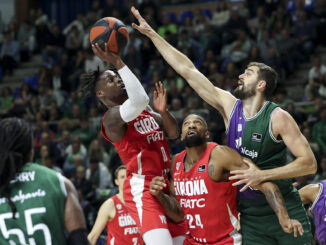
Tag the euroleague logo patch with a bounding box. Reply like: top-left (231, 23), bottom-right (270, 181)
top-left (116, 204), bottom-right (122, 210)
top-left (198, 164), bottom-right (206, 173)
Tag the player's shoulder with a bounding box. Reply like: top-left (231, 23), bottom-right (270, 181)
top-left (23, 163), bottom-right (58, 176)
top-left (211, 145), bottom-right (236, 157)
top-left (271, 107), bottom-right (291, 120)
top-left (102, 197), bottom-right (116, 211)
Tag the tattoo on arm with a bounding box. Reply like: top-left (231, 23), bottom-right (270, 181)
top-left (262, 184), bottom-right (288, 218)
top-left (156, 192), bottom-right (183, 222)
top-left (208, 164), bottom-right (215, 180)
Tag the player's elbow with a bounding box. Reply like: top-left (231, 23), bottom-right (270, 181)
top-left (180, 65), bottom-right (197, 81)
top-left (87, 233), bottom-right (97, 245)
top-left (135, 93), bottom-right (149, 108)
top-left (308, 156), bottom-right (317, 174)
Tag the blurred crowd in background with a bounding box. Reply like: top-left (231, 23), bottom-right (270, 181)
top-left (0, 0), bottom-right (326, 233)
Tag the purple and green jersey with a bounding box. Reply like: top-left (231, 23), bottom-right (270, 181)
top-left (226, 99), bottom-right (313, 243)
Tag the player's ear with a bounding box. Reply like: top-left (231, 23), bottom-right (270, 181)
top-left (257, 80), bottom-right (266, 92)
top-left (114, 179), bottom-right (118, 186)
top-left (205, 131), bottom-right (210, 139)
top-left (96, 89), bottom-right (104, 98)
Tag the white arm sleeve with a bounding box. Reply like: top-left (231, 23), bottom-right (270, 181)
top-left (118, 65), bottom-right (149, 122)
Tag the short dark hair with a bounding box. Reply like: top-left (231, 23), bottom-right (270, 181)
top-left (247, 62), bottom-right (278, 98)
top-left (114, 165), bottom-right (126, 179)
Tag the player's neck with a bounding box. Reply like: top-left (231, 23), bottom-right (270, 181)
top-left (242, 94), bottom-right (266, 118)
top-left (117, 191), bottom-right (124, 204)
top-left (184, 143), bottom-right (207, 168)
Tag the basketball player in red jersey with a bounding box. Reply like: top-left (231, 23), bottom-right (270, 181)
top-left (79, 44), bottom-right (186, 245)
top-left (150, 114), bottom-right (304, 244)
top-left (88, 165), bottom-right (143, 245)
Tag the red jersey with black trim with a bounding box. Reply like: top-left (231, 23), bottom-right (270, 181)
top-left (173, 143), bottom-right (241, 244)
top-left (107, 195), bottom-right (143, 245)
top-left (101, 109), bottom-right (170, 176)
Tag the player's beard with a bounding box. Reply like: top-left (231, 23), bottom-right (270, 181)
top-left (234, 81), bottom-right (257, 100)
top-left (183, 134), bottom-right (205, 148)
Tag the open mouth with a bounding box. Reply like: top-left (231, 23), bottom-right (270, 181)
top-left (187, 130), bottom-right (197, 136)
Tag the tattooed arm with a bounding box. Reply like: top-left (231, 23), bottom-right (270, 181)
top-left (208, 146), bottom-right (303, 237)
top-left (149, 156), bottom-right (184, 223)
top-left (259, 182), bottom-right (303, 237)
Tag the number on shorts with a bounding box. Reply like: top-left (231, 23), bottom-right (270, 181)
top-left (186, 214), bottom-right (204, 229)
top-left (132, 237), bottom-right (138, 245)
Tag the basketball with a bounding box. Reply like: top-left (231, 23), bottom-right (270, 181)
top-left (89, 17), bottom-right (129, 53)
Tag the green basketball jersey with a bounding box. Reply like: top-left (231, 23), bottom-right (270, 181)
top-left (0, 163), bottom-right (67, 245)
top-left (226, 100), bottom-right (306, 215)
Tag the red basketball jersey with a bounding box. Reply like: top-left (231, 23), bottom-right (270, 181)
top-left (173, 143), bottom-right (241, 244)
top-left (101, 110), bottom-right (170, 177)
top-left (107, 195), bottom-right (143, 245)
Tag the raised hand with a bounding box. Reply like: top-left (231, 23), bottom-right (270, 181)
top-left (153, 81), bottom-right (167, 114)
top-left (130, 6), bottom-right (154, 37)
top-left (91, 43), bottom-right (124, 69)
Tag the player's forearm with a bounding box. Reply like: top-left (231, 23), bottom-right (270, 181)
top-left (261, 156), bottom-right (317, 182)
top-left (156, 191), bottom-right (184, 223)
top-left (160, 110), bottom-right (179, 139)
top-left (260, 182), bottom-right (290, 222)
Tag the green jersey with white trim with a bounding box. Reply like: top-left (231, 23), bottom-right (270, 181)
top-left (0, 163), bottom-right (67, 245)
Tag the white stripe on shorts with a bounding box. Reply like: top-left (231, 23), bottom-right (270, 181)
top-left (137, 151), bottom-right (142, 175)
top-left (227, 204), bottom-right (242, 245)
top-left (130, 173), bottom-right (145, 226)
top-left (110, 236), bottom-right (115, 245)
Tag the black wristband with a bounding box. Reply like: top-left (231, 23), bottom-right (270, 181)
top-left (67, 228), bottom-right (89, 245)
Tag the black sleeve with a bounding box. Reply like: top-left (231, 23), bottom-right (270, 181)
top-left (67, 228), bottom-right (90, 245)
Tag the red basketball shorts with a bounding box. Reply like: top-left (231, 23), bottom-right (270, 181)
top-left (123, 173), bottom-right (186, 236)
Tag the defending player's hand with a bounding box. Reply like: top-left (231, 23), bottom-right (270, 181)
top-left (131, 6), bottom-right (154, 37)
top-left (229, 158), bottom-right (264, 192)
top-left (91, 43), bottom-right (123, 68)
top-left (149, 176), bottom-right (166, 197)
top-left (279, 218), bottom-right (304, 238)
top-left (153, 82), bottom-right (167, 114)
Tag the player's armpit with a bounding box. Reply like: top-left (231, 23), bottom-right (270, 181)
top-left (102, 107), bottom-right (127, 142)
top-left (298, 184), bottom-right (320, 205)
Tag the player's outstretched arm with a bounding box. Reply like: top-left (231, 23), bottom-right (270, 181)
top-left (63, 177), bottom-right (89, 245)
top-left (130, 6), bottom-right (236, 124)
top-left (150, 81), bottom-right (179, 139)
top-left (230, 109), bottom-right (317, 187)
top-left (209, 146), bottom-right (303, 237)
top-left (88, 199), bottom-right (114, 245)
